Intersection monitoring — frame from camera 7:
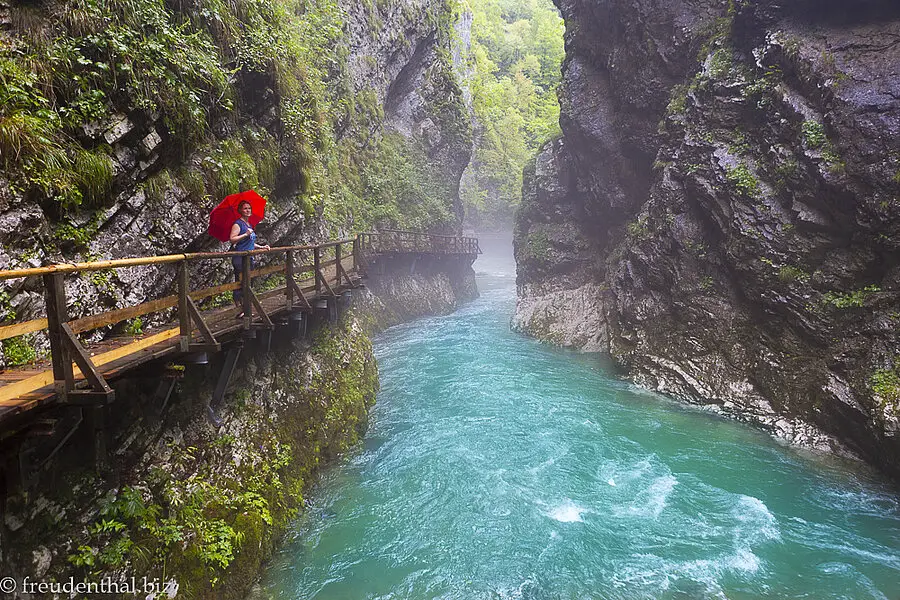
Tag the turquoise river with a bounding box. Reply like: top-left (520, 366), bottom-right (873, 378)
top-left (251, 236), bottom-right (900, 599)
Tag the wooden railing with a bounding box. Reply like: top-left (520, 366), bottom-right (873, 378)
top-left (358, 230), bottom-right (481, 257)
top-left (0, 231), bottom-right (478, 408)
top-left (0, 239), bottom-right (362, 404)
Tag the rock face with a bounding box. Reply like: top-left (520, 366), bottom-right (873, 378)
top-left (0, 0), bottom-right (473, 365)
top-left (514, 0), bottom-right (900, 476)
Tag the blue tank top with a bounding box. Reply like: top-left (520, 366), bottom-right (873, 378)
top-left (234, 219), bottom-right (256, 251)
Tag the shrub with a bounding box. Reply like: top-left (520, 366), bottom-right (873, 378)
top-left (823, 285), bottom-right (880, 308)
top-left (726, 164), bottom-right (760, 197)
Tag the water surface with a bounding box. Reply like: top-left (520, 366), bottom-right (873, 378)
top-left (252, 234), bottom-right (900, 599)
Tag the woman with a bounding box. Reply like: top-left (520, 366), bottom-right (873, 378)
top-left (230, 200), bottom-right (270, 317)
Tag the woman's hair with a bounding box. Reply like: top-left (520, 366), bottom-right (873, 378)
top-left (237, 200), bottom-right (252, 210)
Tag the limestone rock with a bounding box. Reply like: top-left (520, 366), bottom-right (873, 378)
top-left (515, 0), bottom-right (900, 478)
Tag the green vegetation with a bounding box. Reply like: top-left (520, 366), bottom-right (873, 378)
top-left (823, 284), bottom-right (880, 309)
top-left (666, 85), bottom-right (689, 117)
top-left (463, 0), bottom-right (565, 227)
top-left (872, 358), bottom-right (900, 405)
top-left (802, 121), bottom-right (828, 149)
top-left (2, 334), bottom-right (37, 366)
top-left (70, 316), bottom-right (378, 595)
top-left (725, 164), bottom-right (760, 198)
top-left (626, 216), bottom-right (651, 240)
top-left (871, 358), bottom-right (900, 431)
top-left (708, 47), bottom-right (735, 80)
top-left (1, 0), bottom-right (468, 231)
top-left (801, 120), bottom-right (845, 172)
top-left (523, 229), bottom-right (551, 261)
top-left (123, 317), bottom-right (143, 336)
top-left (778, 265), bottom-right (810, 284)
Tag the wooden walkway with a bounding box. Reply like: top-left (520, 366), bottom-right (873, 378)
top-left (0, 231), bottom-right (479, 433)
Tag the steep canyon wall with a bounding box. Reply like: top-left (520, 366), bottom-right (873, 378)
top-left (0, 0), bottom-right (473, 366)
top-left (513, 0), bottom-right (900, 476)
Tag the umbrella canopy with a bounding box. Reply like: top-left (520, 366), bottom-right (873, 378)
top-left (207, 190), bottom-right (267, 243)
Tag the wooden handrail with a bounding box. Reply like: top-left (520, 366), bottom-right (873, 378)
top-left (0, 232), bottom-right (476, 337)
top-left (0, 230), bottom-right (478, 412)
top-left (0, 240), bottom-right (357, 280)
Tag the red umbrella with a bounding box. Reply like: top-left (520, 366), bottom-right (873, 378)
top-left (207, 190), bottom-right (267, 242)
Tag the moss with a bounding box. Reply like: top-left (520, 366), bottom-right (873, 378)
top-left (725, 164), bottom-right (760, 198)
top-left (823, 284), bottom-right (880, 309)
top-left (708, 46), bottom-right (735, 80)
top-left (802, 121), bottom-right (827, 149)
top-left (778, 265), bottom-right (810, 284)
top-left (742, 66), bottom-right (781, 99)
top-left (871, 358), bottom-right (900, 428)
top-left (666, 84), bottom-right (689, 116)
top-left (523, 230), bottom-right (551, 261)
top-left (626, 217), bottom-right (651, 240)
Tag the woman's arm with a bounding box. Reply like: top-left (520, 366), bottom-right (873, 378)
top-left (229, 222), bottom-right (251, 244)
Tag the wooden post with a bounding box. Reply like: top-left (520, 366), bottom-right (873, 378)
top-left (286, 250), bottom-right (295, 310)
top-left (352, 238), bottom-right (359, 274)
top-left (335, 243), bottom-right (343, 287)
top-left (242, 255), bottom-right (252, 329)
top-left (313, 246), bottom-right (321, 295)
top-left (43, 273), bottom-right (73, 395)
top-left (178, 261), bottom-right (190, 352)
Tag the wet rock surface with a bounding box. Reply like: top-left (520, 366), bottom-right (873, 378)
top-left (515, 1), bottom-right (900, 476)
top-left (0, 0), bottom-right (473, 357)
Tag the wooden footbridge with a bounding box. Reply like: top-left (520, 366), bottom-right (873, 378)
top-left (0, 230), bottom-right (479, 484)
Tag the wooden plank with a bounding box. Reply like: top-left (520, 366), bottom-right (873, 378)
top-left (241, 256), bottom-right (252, 329)
top-left (0, 254), bottom-right (186, 280)
top-left (250, 264), bottom-right (285, 278)
top-left (0, 328), bottom-right (181, 404)
top-left (70, 295), bottom-right (179, 335)
top-left (285, 250), bottom-right (294, 310)
top-left (178, 262), bottom-right (190, 350)
top-left (0, 318), bottom-right (48, 341)
top-left (186, 343), bottom-right (221, 353)
top-left (249, 290), bottom-right (274, 329)
top-left (314, 247), bottom-right (322, 295)
top-left (190, 280), bottom-right (241, 302)
top-left (0, 242), bottom-right (346, 281)
top-left (287, 277), bottom-right (312, 310)
top-left (187, 296), bottom-right (217, 344)
top-left (62, 324), bottom-right (112, 394)
top-left (44, 273), bottom-right (73, 393)
top-left (0, 372), bottom-right (43, 381)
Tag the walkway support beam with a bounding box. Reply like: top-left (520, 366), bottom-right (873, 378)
top-left (43, 273), bottom-right (73, 396)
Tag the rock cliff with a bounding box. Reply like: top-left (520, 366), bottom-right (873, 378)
top-left (0, 0), bottom-right (472, 365)
top-left (514, 0), bottom-right (900, 476)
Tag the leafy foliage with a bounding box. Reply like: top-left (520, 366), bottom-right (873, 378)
top-left (463, 0), bottom-right (564, 228)
top-left (725, 164), bottom-right (760, 198)
top-left (823, 285), bottom-right (880, 309)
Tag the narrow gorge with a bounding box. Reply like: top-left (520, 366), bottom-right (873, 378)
top-left (0, 0), bottom-right (899, 597)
